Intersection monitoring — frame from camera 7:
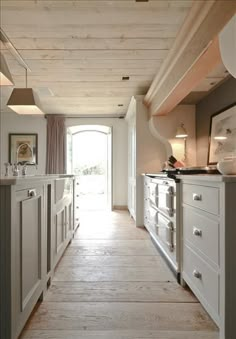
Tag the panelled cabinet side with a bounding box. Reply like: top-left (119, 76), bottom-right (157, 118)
top-left (0, 176), bottom-right (75, 339)
top-left (0, 185), bottom-right (13, 339)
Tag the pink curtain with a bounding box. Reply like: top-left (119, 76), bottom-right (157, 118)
top-left (46, 115), bottom-right (66, 174)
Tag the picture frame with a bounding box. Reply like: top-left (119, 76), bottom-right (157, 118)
top-left (208, 104), bottom-right (236, 165)
top-left (9, 133), bottom-right (38, 165)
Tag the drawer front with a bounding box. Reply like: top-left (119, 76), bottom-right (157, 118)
top-left (149, 206), bottom-right (158, 224)
top-left (155, 212), bottom-right (175, 253)
top-left (183, 208), bottom-right (219, 266)
top-left (183, 245), bottom-right (219, 315)
top-left (149, 183), bottom-right (158, 206)
top-left (182, 184), bottom-right (219, 215)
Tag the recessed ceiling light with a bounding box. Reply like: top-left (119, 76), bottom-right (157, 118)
top-left (122, 76), bottom-right (130, 81)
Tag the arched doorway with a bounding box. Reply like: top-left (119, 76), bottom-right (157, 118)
top-left (67, 125), bottom-right (112, 211)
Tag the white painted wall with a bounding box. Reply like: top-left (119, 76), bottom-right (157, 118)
top-left (0, 113), bottom-right (128, 206)
top-left (0, 111), bottom-right (47, 175)
top-left (66, 117), bottom-right (128, 207)
top-left (152, 105), bottom-right (196, 167)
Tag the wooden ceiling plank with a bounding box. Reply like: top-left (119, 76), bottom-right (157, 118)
top-left (39, 97), bottom-right (131, 105)
top-left (1, 8), bottom-right (189, 26)
top-left (145, 0), bottom-right (236, 116)
top-left (9, 49), bottom-right (169, 60)
top-left (1, 1), bottom-right (193, 10)
top-left (9, 38), bottom-right (175, 50)
top-left (11, 81), bottom-right (151, 89)
top-left (10, 68), bottom-right (158, 76)
top-left (50, 88), bottom-right (147, 97)
top-left (2, 24), bottom-right (181, 39)
top-left (6, 58), bottom-right (163, 69)
top-left (12, 74), bottom-right (154, 82)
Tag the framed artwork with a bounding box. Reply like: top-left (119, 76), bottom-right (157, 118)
top-left (9, 133), bottom-right (38, 164)
top-left (208, 104), bottom-right (236, 165)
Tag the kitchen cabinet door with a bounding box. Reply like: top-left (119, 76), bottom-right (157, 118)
top-left (13, 186), bottom-right (45, 338)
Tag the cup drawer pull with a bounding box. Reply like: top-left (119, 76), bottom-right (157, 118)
top-left (193, 227), bottom-right (202, 236)
top-left (28, 189), bottom-right (36, 198)
top-left (193, 193), bottom-right (202, 201)
top-left (193, 269), bottom-right (202, 279)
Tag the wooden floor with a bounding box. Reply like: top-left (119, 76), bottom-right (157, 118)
top-left (20, 210), bottom-right (219, 339)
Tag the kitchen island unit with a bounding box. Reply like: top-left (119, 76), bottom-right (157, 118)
top-left (0, 175), bottom-right (76, 339)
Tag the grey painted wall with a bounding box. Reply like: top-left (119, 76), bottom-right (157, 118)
top-left (196, 77), bottom-right (236, 165)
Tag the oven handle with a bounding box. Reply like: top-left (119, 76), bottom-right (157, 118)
top-left (156, 222), bottom-right (174, 252)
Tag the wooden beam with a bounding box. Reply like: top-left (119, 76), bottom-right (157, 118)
top-left (144, 0), bottom-right (236, 116)
top-left (149, 37), bottom-right (222, 116)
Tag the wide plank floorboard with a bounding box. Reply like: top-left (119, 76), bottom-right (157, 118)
top-left (20, 210), bottom-right (219, 339)
top-left (24, 302), bottom-right (217, 331)
top-left (53, 265), bottom-right (175, 282)
top-left (59, 254), bottom-right (163, 267)
top-left (20, 329), bottom-right (219, 339)
top-left (45, 281), bottom-right (197, 303)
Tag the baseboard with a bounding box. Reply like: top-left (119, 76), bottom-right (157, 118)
top-left (112, 205), bottom-right (128, 211)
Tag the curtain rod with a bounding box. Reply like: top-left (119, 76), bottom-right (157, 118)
top-left (45, 115), bottom-right (125, 119)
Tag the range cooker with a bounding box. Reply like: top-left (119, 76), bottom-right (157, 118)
top-left (144, 173), bottom-right (180, 282)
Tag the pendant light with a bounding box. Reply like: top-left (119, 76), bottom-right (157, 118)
top-left (0, 52), bottom-right (14, 86)
top-left (7, 68), bottom-right (44, 115)
top-left (175, 123), bottom-right (188, 138)
top-left (175, 123), bottom-right (188, 162)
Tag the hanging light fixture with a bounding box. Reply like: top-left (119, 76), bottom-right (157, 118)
top-left (175, 123), bottom-right (188, 138)
top-left (175, 123), bottom-right (188, 162)
top-left (7, 68), bottom-right (44, 115)
top-left (0, 52), bottom-right (14, 86)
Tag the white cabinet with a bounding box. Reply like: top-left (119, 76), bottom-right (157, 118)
top-left (125, 96), bottom-right (163, 226)
top-left (0, 175), bottom-right (75, 339)
top-left (181, 176), bottom-right (236, 339)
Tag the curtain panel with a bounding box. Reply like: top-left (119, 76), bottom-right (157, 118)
top-left (46, 115), bottom-right (66, 174)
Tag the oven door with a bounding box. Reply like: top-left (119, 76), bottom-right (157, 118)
top-left (155, 212), bottom-right (174, 252)
top-left (156, 181), bottom-right (174, 217)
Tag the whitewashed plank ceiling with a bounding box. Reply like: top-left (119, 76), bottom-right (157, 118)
top-left (0, 0), bottom-right (228, 116)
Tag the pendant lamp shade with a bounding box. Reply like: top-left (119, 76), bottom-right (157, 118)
top-left (7, 88), bottom-right (44, 115)
top-left (175, 123), bottom-right (188, 138)
top-left (0, 53), bottom-right (14, 86)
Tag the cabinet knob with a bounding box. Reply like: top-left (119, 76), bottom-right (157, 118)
top-left (193, 227), bottom-right (202, 237)
top-left (193, 270), bottom-right (202, 279)
top-left (28, 189), bottom-right (36, 198)
top-left (193, 193), bottom-right (202, 201)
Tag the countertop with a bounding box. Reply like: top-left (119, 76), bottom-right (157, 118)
top-left (144, 173), bottom-right (236, 182)
top-left (0, 174), bottom-right (75, 186)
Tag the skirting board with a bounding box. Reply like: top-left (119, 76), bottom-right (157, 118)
top-left (112, 205), bottom-right (128, 211)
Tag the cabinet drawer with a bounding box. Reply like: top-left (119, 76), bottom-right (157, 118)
top-left (182, 184), bottom-right (219, 215)
top-left (183, 208), bottom-right (219, 266)
top-left (183, 245), bottom-right (219, 315)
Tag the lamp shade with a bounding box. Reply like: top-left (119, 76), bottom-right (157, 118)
top-left (7, 88), bottom-right (44, 115)
top-left (0, 53), bottom-right (14, 86)
top-left (175, 123), bottom-right (188, 138)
